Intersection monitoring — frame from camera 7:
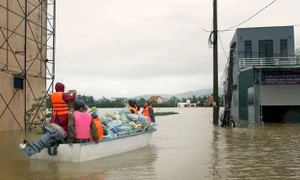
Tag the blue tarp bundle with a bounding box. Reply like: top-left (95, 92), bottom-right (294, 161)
top-left (97, 107), bottom-right (154, 138)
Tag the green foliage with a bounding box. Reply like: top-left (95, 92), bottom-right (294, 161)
top-left (25, 93), bottom-right (51, 128)
top-left (138, 98), bottom-right (146, 106)
top-left (46, 96), bottom-right (52, 109)
top-left (136, 95), bottom-right (223, 107)
top-left (76, 95), bottom-right (125, 108)
top-left (70, 94), bottom-right (224, 108)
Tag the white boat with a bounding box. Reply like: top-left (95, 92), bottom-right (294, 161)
top-left (31, 129), bottom-right (156, 163)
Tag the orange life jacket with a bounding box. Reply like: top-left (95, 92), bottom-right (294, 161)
top-left (142, 105), bottom-right (153, 122)
top-left (51, 92), bottom-right (69, 115)
top-left (90, 117), bottom-right (103, 141)
top-left (128, 105), bottom-right (138, 114)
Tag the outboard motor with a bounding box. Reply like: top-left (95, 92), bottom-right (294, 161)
top-left (19, 123), bottom-right (67, 156)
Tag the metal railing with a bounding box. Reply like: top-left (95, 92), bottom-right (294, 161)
top-left (239, 57), bottom-right (299, 69)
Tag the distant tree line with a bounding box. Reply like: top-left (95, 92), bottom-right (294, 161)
top-left (46, 95), bottom-right (125, 109)
top-left (47, 94), bottom-right (224, 108)
top-left (143, 95), bottom-right (224, 108)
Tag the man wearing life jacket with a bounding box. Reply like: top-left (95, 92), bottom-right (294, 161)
top-left (90, 113), bottom-right (104, 141)
top-left (67, 100), bottom-right (99, 144)
top-left (142, 100), bottom-right (156, 123)
top-left (128, 100), bottom-right (140, 114)
top-left (50, 82), bottom-right (77, 135)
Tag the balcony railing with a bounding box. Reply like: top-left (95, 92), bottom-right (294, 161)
top-left (239, 57), bottom-right (299, 69)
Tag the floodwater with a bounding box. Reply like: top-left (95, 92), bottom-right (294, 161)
top-left (1, 108), bottom-right (300, 180)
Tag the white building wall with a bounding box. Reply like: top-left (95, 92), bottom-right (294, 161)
top-left (260, 84), bottom-right (300, 106)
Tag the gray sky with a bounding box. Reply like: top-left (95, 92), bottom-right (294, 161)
top-left (55, 0), bottom-right (300, 98)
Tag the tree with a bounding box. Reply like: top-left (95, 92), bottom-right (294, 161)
top-left (26, 93), bottom-right (52, 129)
top-left (169, 96), bottom-right (178, 106)
top-left (138, 98), bottom-right (146, 107)
top-left (192, 95), bottom-right (197, 103)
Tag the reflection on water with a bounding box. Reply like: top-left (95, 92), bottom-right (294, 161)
top-left (211, 124), bottom-right (300, 180)
top-left (30, 146), bottom-right (157, 179)
top-left (1, 108), bottom-right (300, 179)
top-left (0, 130), bottom-right (158, 180)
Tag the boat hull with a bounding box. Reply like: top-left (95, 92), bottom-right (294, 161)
top-left (31, 130), bottom-right (155, 163)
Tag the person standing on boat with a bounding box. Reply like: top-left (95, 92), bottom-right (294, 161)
top-left (50, 82), bottom-right (77, 135)
top-left (142, 100), bottom-right (156, 123)
top-left (128, 100), bottom-right (140, 114)
top-left (67, 100), bottom-right (99, 144)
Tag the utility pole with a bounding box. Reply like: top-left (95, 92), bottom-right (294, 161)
top-left (213, 0), bottom-right (219, 125)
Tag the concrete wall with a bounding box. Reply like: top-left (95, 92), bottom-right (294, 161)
top-left (0, 0), bottom-right (47, 131)
top-left (236, 26), bottom-right (295, 58)
top-left (261, 84), bottom-right (300, 106)
top-left (231, 90), bottom-right (239, 118)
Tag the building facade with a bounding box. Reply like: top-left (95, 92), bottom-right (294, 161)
top-left (149, 96), bottom-right (164, 104)
top-left (0, 1), bottom-right (54, 131)
top-left (223, 26), bottom-right (299, 126)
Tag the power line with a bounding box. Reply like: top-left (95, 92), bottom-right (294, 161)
top-left (202, 23), bottom-right (300, 34)
top-left (218, 33), bottom-right (228, 59)
top-left (221, 0), bottom-right (278, 31)
top-left (234, 0), bottom-right (268, 26)
top-left (217, 33), bottom-right (229, 88)
top-left (218, 62), bottom-right (229, 88)
top-left (202, 0), bottom-right (297, 33)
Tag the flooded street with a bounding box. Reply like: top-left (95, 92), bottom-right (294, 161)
top-left (1, 108), bottom-right (300, 179)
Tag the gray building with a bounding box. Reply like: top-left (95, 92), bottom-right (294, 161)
top-left (222, 26), bottom-right (300, 126)
top-left (230, 26), bottom-right (295, 59)
top-left (230, 26), bottom-right (295, 87)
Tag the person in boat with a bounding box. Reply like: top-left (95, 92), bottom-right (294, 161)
top-left (91, 106), bottom-right (97, 113)
top-left (128, 100), bottom-right (140, 114)
top-left (50, 82), bottom-right (77, 135)
top-left (90, 112), bottom-right (104, 141)
top-left (142, 100), bottom-right (156, 123)
top-left (67, 100), bottom-right (99, 144)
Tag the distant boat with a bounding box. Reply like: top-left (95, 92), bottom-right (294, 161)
top-left (31, 129), bottom-right (156, 163)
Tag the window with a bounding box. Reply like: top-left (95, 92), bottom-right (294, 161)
top-left (244, 41), bottom-right (252, 58)
top-left (13, 77), bottom-right (23, 89)
top-left (280, 39), bottom-right (288, 57)
top-left (259, 40), bottom-right (273, 58)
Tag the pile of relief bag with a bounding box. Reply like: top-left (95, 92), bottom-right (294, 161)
top-left (96, 107), bottom-right (156, 139)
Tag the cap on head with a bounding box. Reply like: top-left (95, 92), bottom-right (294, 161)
top-left (74, 100), bottom-right (86, 111)
top-left (91, 112), bottom-right (98, 118)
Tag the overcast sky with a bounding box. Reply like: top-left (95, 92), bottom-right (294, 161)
top-left (54, 0), bottom-right (300, 99)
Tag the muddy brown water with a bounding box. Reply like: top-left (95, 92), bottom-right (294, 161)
top-left (1, 108), bottom-right (300, 180)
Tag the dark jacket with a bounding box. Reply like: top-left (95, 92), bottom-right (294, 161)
top-left (148, 107), bottom-right (156, 123)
